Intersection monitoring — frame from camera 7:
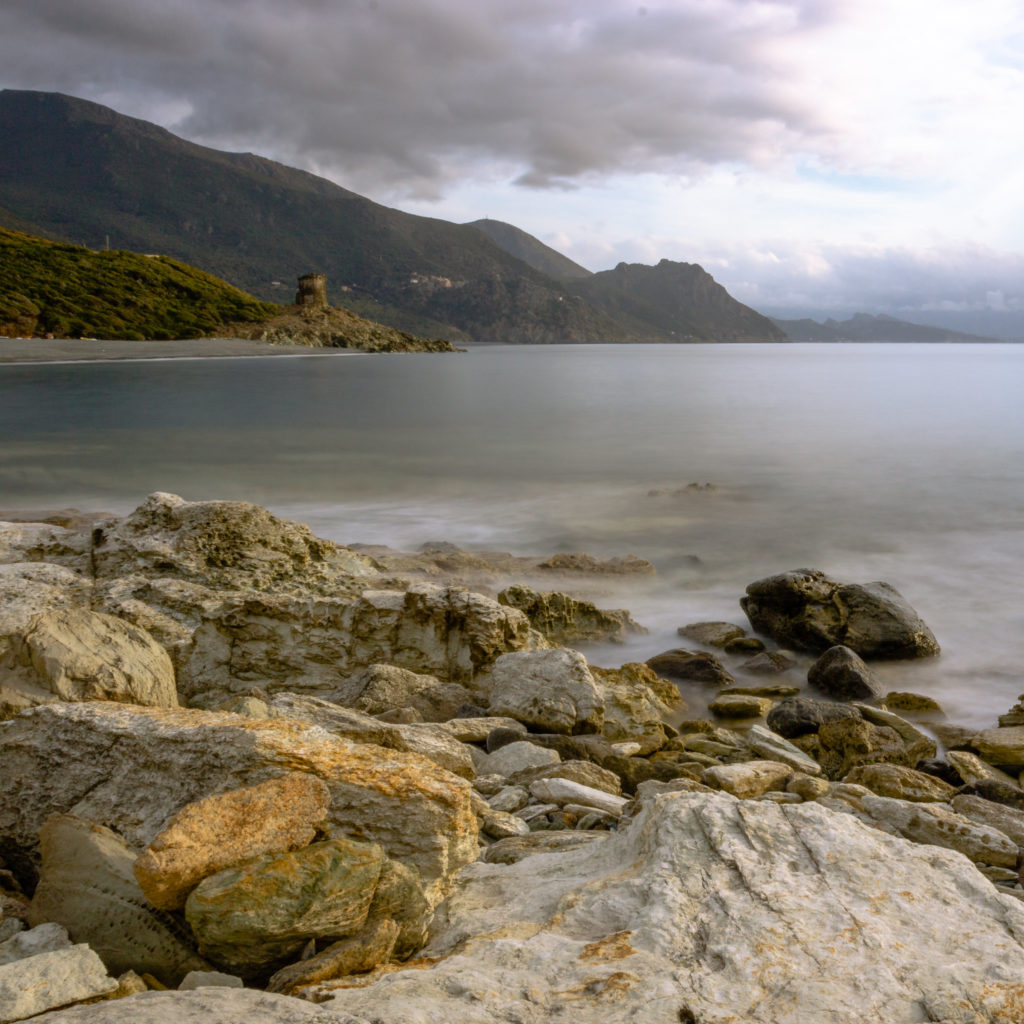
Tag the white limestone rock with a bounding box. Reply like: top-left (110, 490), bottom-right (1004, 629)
top-left (701, 760), bottom-right (794, 799)
top-left (746, 724), bottom-right (823, 775)
top-left (0, 943), bottom-right (117, 1023)
top-left (478, 740), bottom-right (560, 779)
top-left (0, 607), bottom-right (178, 720)
top-left (318, 792), bottom-right (1024, 1024)
top-left (28, 987), bottom-right (327, 1022)
top-left (527, 778), bottom-right (627, 817)
top-left (486, 648), bottom-right (603, 735)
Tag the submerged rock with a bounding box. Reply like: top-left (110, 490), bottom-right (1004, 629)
top-left (741, 568), bottom-right (939, 659)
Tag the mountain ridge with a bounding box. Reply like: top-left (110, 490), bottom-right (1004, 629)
top-left (771, 312), bottom-right (994, 343)
top-left (0, 89), bottom-right (785, 345)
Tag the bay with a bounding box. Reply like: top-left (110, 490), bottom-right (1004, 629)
top-left (2, 342), bottom-right (1023, 728)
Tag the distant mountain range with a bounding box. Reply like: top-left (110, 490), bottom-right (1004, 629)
top-left (770, 313), bottom-right (993, 343)
top-left (0, 89), bottom-right (784, 345)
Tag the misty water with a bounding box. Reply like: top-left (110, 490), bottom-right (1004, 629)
top-left (2, 342), bottom-right (1023, 729)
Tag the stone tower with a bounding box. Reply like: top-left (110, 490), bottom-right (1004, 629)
top-left (295, 273), bottom-right (328, 308)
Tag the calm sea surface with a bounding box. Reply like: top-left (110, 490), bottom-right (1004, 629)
top-left (2, 342), bottom-right (1023, 728)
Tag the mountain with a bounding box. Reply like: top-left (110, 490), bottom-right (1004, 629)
top-left (772, 313), bottom-right (994, 343)
top-left (466, 219), bottom-right (593, 281)
top-left (570, 260), bottom-right (789, 343)
top-left (0, 227), bottom-right (277, 339)
top-left (0, 90), bottom-right (784, 345)
top-left (0, 90), bottom-right (630, 344)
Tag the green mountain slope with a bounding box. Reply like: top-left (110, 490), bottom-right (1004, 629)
top-left (570, 260), bottom-right (789, 343)
top-left (0, 228), bottom-right (278, 339)
top-left (466, 219), bottom-right (593, 281)
top-left (0, 90), bottom-right (790, 344)
top-left (0, 90), bottom-right (632, 344)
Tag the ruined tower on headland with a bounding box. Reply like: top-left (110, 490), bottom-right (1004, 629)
top-left (295, 273), bottom-right (328, 308)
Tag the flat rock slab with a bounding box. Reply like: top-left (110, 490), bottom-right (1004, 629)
top-left (320, 792), bottom-right (1024, 1024)
top-left (28, 987), bottom-right (329, 1023)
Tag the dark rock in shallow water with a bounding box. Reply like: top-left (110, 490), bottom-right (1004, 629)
top-left (646, 649), bottom-right (734, 687)
top-left (807, 645), bottom-right (880, 702)
top-left (740, 568), bottom-right (940, 659)
top-left (916, 758), bottom-right (966, 788)
top-left (958, 779), bottom-right (1024, 812)
top-left (766, 697), bottom-right (861, 739)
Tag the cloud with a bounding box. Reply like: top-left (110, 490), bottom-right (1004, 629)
top-left (0, 0), bottom-right (833, 198)
top-left (703, 243), bottom-right (1024, 324)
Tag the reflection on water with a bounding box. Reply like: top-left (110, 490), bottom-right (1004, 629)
top-left (2, 343), bottom-right (1023, 727)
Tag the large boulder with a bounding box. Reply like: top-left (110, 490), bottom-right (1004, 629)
top-left (89, 492), bottom-right (362, 593)
top-left (0, 703), bottom-right (477, 905)
top-left (497, 584), bottom-right (646, 645)
top-left (133, 773), bottom-right (331, 911)
top-left (590, 662), bottom-right (680, 755)
top-left (175, 583), bottom-right (540, 706)
top-left (0, 608), bottom-right (178, 720)
top-left (184, 837), bottom-right (385, 977)
top-left (312, 792), bottom-right (1024, 1022)
top-left (741, 569), bottom-right (939, 659)
top-left (266, 694), bottom-right (475, 779)
top-left (0, 562), bottom-right (93, 661)
top-left (27, 814), bottom-right (209, 986)
top-left (486, 649), bottom-right (604, 735)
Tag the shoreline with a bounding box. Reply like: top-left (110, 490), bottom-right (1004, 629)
top-left (0, 337), bottom-right (363, 364)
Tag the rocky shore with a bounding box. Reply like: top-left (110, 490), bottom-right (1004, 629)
top-left (3, 494), bottom-right (1024, 1022)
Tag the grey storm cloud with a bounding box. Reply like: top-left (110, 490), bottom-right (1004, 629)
top-left (0, 0), bottom-right (832, 197)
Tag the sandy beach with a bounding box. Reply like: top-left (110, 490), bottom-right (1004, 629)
top-left (0, 337), bottom-right (360, 364)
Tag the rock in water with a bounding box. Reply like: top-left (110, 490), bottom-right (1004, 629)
top-left (741, 568), bottom-right (939, 658)
top-left (316, 792), bottom-right (1024, 1023)
top-left (806, 644), bottom-right (879, 701)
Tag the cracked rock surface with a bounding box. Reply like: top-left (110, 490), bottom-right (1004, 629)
top-left (317, 791), bottom-right (1024, 1024)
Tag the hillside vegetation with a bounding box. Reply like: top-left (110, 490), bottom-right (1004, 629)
top-left (0, 228), bottom-right (278, 340)
top-left (0, 90), bottom-right (786, 344)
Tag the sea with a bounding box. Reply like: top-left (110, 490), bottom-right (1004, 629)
top-left (2, 342), bottom-right (1023, 730)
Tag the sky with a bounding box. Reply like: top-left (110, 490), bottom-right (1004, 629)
top-left (3, 0), bottom-right (1024, 333)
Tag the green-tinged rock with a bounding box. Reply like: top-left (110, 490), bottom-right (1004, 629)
top-left (267, 919), bottom-right (400, 995)
top-left (842, 764), bottom-right (956, 802)
top-left (184, 837), bottom-right (385, 976)
top-left (884, 692), bottom-right (945, 716)
top-left (364, 858), bottom-right (430, 959)
top-left (708, 694), bottom-right (774, 719)
top-left (811, 717), bottom-right (912, 780)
